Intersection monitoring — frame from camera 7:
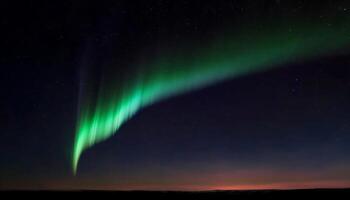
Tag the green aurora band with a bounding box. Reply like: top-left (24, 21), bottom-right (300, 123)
top-left (73, 17), bottom-right (350, 173)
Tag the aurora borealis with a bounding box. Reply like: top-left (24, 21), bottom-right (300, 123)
top-left (2, 0), bottom-right (350, 191)
top-left (73, 7), bottom-right (350, 172)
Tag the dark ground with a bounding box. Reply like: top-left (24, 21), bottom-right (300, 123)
top-left (2, 188), bottom-right (350, 199)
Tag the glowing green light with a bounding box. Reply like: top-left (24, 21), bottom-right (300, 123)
top-left (73, 18), bottom-right (350, 174)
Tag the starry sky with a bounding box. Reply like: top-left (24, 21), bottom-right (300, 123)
top-left (1, 0), bottom-right (350, 190)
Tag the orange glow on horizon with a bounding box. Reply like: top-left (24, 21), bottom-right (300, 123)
top-left (89, 180), bottom-right (350, 191)
top-left (208, 181), bottom-right (350, 191)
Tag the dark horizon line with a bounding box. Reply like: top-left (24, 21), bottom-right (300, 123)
top-left (2, 188), bottom-right (350, 192)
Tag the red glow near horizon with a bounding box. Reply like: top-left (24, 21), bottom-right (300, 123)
top-left (81, 180), bottom-right (350, 191)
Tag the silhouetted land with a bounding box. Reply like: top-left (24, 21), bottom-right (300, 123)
top-left (2, 188), bottom-right (350, 199)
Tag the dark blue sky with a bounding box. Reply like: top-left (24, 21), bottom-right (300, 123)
top-left (1, 0), bottom-right (350, 190)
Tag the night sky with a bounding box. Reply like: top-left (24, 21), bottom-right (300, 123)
top-left (1, 0), bottom-right (350, 190)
